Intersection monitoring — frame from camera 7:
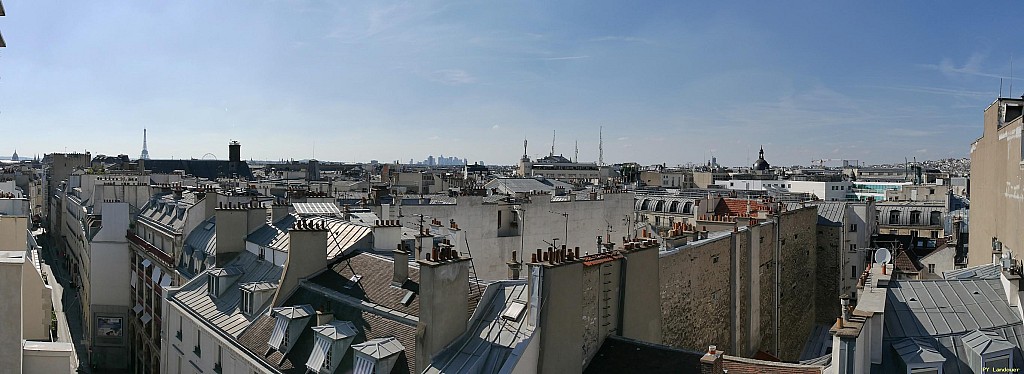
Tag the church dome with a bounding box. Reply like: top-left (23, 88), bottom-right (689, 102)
top-left (752, 146), bottom-right (770, 171)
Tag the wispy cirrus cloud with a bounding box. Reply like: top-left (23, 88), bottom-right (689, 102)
top-left (866, 85), bottom-right (991, 99)
top-left (430, 69), bottom-right (476, 85)
top-left (918, 52), bottom-right (1021, 81)
top-left (589, 36), bottom-right (654, 44)
top-left (538, 55), bottom-right (589, 61)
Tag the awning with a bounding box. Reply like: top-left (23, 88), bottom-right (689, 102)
top-left (132, 304), bottom-right (143, 314)
top-left (305, 336), bottom-right (331, 371)
top-left (130, 272), bottom-right (138, 289)
top-left (160, 274), bottom-right (171, 287)
top-left (141, 259), bottom-right (152, 268)
top-left (152, 267), bottom-right (162, 282)
top-left (140, 313), bottom-right (152, 325)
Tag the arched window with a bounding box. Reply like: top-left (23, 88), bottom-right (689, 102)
top-left (655, 200), bottom-right (665, 212)
top-left (669, 201), bottom-right (680, 213)
top-left (640, 199), bottom-right (651, 211)
top-left (683, 202), bottom-right (693, 214)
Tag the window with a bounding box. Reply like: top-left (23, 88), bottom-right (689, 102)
top-left (207, 275), bottom-right (218, 297)
top-left (176, 316), bottom-right (182, 341)
top-left (850, 244), bottom-right (856, 251)
top-left (194, 330), bottom-right (202, 357)
top-left (931, 231), bottom-right (939, 239)
top-left (852, 266), bottom-right (857, 279)
top-left (849, 224), bottom-right (857, 232)
top-left (241, 290), bottom-right (253, 315)
top-left (910, 211), bottom-right (921, 225)
top-left (889, 210), bottom-right (900, 224)
top-left (497, 210), bottom-right (502, 229)
top-left (929, 211), bottom-right (942, 226)
top-left (928, 264), bottom-right (935, 273)
top-left (986, 354), bottom-right (1011, 370)
top-left (911, 230), bottom-right (918, 238)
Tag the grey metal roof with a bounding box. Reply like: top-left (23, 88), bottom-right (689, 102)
top-left (880, 278), bottom-right (1024, 374)
top-left (312, 320), bottom-right (358, 340)
top-left (484, 177), bottom-right (573, 194)
top-left (293, 202), bottom-right (341, 216)
top-left (240, 281), bottom-right (278, 292)
top-left (943, 264), bottom-right (1002, 280)
top-left (209, 266), bottom-right (243, 277)
top-left (184, 216), bottom-right (217, 258)
top-left (138, 192), bottom-right (197, 233)
top-left (962, 329), bottom-right (1016, 355)
top-left (272, 305), bottom-right (315, 320)
top-left (352, 337), bottom-right (405, 359)
top-left (892, 337), bottom-right (945, 366)
top-left (876, 202), bottom-right (946, 227)
top-left (169, 251), bottom-right (282, 338)
top-left (245, 214), bottom-right (372, 260)
top-left (423, 281), bottom-right (533, 374)
top-left (787, 201), bottom-right (848, 226)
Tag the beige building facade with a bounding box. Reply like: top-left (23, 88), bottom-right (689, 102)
top-left (970, 97), bottom-right (1024, 266)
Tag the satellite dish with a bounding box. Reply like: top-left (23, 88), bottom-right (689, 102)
top-left (874, 248), bottom-right (892, 264)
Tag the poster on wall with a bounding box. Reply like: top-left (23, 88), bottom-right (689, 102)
top-left (95, 317), bottom-right (124, 345)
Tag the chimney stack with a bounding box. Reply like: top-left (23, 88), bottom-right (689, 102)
top-left (272, 219), bottom-right (329, 305)
top-left (271, 202), bottom-right (290, 223)
top-left (416, 247), bottom-right (472, 370)
top-left (700, 345), bottom-right (724, 374)
top-left (393, 246), bottom-right (409, 286)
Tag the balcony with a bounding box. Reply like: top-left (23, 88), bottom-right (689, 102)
top-left (127, 231), bottom-right (174, 266)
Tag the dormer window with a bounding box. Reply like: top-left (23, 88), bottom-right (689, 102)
top-left (963, 330), bottom-right (1015, 373)
top-left (893, 338), bottom-right (944, 374)
top-left (352, 337), bottom-right (405, 374)
top-left (268, 305), bottom-right (315, 354)
top-left (239, 282), bottom-right (277, 316)
top-left (206, 267), bottom-right (243, 298)
top-left (306, 321), bottom-right (357, 374)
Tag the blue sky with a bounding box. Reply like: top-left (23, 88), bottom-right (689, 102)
top-left (0, 1), bottom-right (1016, 166)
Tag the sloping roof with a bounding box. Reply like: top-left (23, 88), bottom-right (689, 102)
top-left (236, 284), bottom-right (418, 374)
top-left (787, 201), bottom-right (848, 227)
top-left (882, 278), bottom-right (1024, 373)
top-left (312, 320), bottom-right (358, 340)
top-left (169, 251), bottom-right (282, 337)
top-left (352, 337), bottom-right (405, 359)
top-left (293, 202), bottom-right (341, 216)
top-left (942, 264), bottom-right (1002, 280)
top-left (138, 192), bottom-right (197, 233)
top-left (182, 216), bottom-right (217, 270)
top-left (144, 159), bottom-right (254, 180)
top-left (961, 330), bottom-right (1016, 356)
top-left (583, 336), bottom-right (704, 374)
top-left (894, 251), bottom-right (922, 274)
top-left (715, 198), bottom-right (769, 216)
top-left (892, 337), bottom-right (945, 366)
top-left (423, 281), bottom-right (532, 374)
top-left (484, 177), bottom-right (573, 194)
top-left (246, 214), bottom-right (372, 260)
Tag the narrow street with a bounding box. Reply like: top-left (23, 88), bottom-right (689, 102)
top-left (37, 230), bottom-right (92, 373)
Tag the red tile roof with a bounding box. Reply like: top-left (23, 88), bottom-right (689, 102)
top-left (715, 198), bottom-right (769, 216)
top-left (894, 251), bottom-right (921, 273)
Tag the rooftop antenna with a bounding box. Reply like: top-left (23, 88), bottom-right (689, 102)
top-left (551, 130), bottom-right (556, 157)
top-left (574, 140), bottom-right (578, 163)
top-left (598, 126), bottom-right (604, 166)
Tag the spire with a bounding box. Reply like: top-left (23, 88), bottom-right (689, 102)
top-left (140, 128), bottom-right (150, 160)
top-left (758, 145), bottom-right (764, 160)
top-left (599, 126), bottom-right (604, 166)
